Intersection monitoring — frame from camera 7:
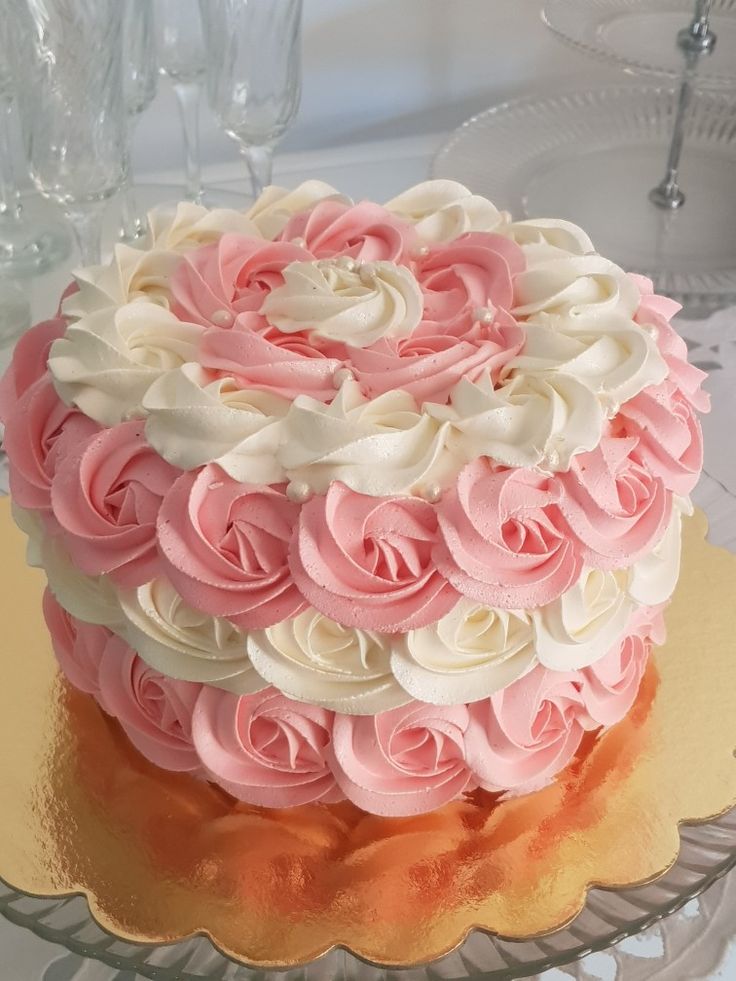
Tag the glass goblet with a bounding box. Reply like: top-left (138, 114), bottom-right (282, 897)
top-left (10, 0), bottom-right (127, 267)
top-left (154, 0), bottom-right (207, 203)
top-left (120, 0), bottom-right (159, 243)
top-left (199, 0), bottom-right (303, 199)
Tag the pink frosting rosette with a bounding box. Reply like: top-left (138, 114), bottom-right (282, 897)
top-left (277, 199), bottom-right (417, 263)
top-left (50, 420), bottom-right (180, 587)
top-left (192, 686), bottom-right (342, 806)
top-left (613, 381), bottom-right (703, 496)
top-left (97, 643), bottom-right (202, 773)
top-left (157, 466), bottom-right (305, 628)
top-left (0, 317), bottom-right (66, 423)
top-left (170, 234), bottom-right (312, 329)
top-left (578, 634), bottom-right (650, 729)
top-left (291, 482), bottom-right (459, 632)
top-left (198, 326), bottom-right (344, 403)
top-left (416, 232), bottom-right (525, 331)
top-left (466, 666), bottom-right (589, 796)
top-left (42, 589), bottom-right (108, 697)
top-left (330, 701), bottom-right (474, 816)
top-left (631, 275), bottom-right (710, 413)
top-left (557, 435), bottom-right (671, 570)
top-left (348, 308), bottom-right (524, 405)
top-left (434, 459), bottom-right (582, 609)
top-left (4, 375), bottom-right (100, 518)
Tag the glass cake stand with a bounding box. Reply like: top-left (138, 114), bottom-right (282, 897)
top-left (432, 85), bottom-right (736, 308)
top-left (542, 0), bottom-right (736, 90)
top-left (0, 805), bottom-right (735, 980)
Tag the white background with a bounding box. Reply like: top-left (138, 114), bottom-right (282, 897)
top-left (134, 0), bottom-right (620, 178)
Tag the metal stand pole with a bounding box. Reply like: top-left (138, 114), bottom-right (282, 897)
top-left (648, 0), bottom-right (717, 210)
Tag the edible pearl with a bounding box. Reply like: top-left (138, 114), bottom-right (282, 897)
top-left (337, 255), bottom-right (357, 272)
top-left (333, 367), bottom-right (355, 388)
top-left (473, 306), bottom-right (495, 325)
top-left (291, 236), bottom-right (307, 248)
top-left (286, 481), bottom-right (313, 504)
top-left (645, 323), bottom-right (659, 339)
top-left (420, 483), bottom-right (443, 504)
top-left (211, 309), bottom-right (234, 327)
top-left (414, 245), bottom-right (430, 258)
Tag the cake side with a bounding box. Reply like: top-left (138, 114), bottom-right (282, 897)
top-left (0, 180), bottom-right (709, 816)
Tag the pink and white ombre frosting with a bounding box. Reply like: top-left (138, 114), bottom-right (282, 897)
top-left (2, 180), bottom-right (709, 816)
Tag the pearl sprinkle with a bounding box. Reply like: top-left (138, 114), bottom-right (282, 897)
top-left (286, 481), bottom-right (313, 504)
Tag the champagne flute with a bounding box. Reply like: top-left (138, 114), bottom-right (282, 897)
top-left (10, 0), bottom-right (127, 267)
top-left (120, 0), bottom-right (159, 242)
top-left (0, 18), bottom-right (69, 278)
top-left (199, 0), bottom-right (303, 199)
top-left (154, 0), bottom-right (207, 203)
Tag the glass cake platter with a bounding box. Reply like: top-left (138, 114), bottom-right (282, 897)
top-left (0, 800), bottom-right (735, 979)
top-left (542, 0), bottom-right (736, 90)
top-left (432, 85), bottom-right (736, 309)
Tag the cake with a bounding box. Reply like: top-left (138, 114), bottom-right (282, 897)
top-left (0, 180), bottom-right (709, 818)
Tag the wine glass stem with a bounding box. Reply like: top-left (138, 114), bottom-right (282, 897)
top-left (0, 100), bottom-right (22, 225)
top-left (173, 81), bottom-right (202, 203)
top-left (67, 205), bottom-right (105, 267)
top-left (119, 124), bottom-right (145, 241)
top-left (241, 144), bottom-right (273, 200)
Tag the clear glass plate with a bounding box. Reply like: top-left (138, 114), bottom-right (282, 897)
top-left (542, 0), bottom-right (736, 90)
top-left (432, 85), bottom-right (736, 309)
top-left (1, 805), bottom-right (735, 980)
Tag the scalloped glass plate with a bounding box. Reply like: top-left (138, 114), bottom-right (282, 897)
top-left (432, 85), bottom-right (736, 309)
top-left (542, 0), bottom-right (736, 90)
top-left (1, 808), bottom-right (735, 980)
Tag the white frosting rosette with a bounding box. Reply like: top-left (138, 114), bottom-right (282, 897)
top-left (118, 578), bottom-right (263, 694)
top-left (507, 217), bottom-right (595, 262)
top-left (429, 372), bottom-right (604, 473)
top-left (393, 600), bottom-right (536, 704)
top-left (48, 302), bottom-right (204, 426)
top-left (34, 524), bottom-right (123, 629)
top-left (532, 567), bottom-right (633, 671)
top-left (143, 363), bottom-right (289, 483)
top-left (278, 379), bottom-right (454, 496)
top-left (247, 609), bottom-right (409, 714)
top-left (509, 313), bottom-right (667, 408)
top-left (261, 258), bottom-right (423, 348)
top-left (513, 254), bottom-right (641, 323)
top-left (628, 497), bottom-right (690, 606)
top-left (384, 179), bottom-right (508, 242)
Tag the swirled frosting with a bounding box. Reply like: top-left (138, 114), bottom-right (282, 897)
top-left (142, 363), bottom-right (289, 482)
top-left (278, 379), bottom-right (454, 496)
top-left (118, 577), bottom-right (262, 693)
top-left (384, 180), bottom-right (508, 242)
top-left (247, 609), bottom-right (408, 713)
top-left (49, 303), bottom-right (204, 426)
top-left (3, 178), bottom-right (709, 812)
top-left (261, 258), bottom-right (424, 348)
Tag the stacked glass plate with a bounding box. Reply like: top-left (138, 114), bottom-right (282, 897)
top-left (433, 2), bottom-right (736, 308)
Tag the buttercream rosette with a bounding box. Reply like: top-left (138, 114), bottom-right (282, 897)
top-left (0, 180), bottom-right (709, 817)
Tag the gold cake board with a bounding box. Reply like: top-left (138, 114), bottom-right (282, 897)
top-left (0, 497), bottom-right (735, 969)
